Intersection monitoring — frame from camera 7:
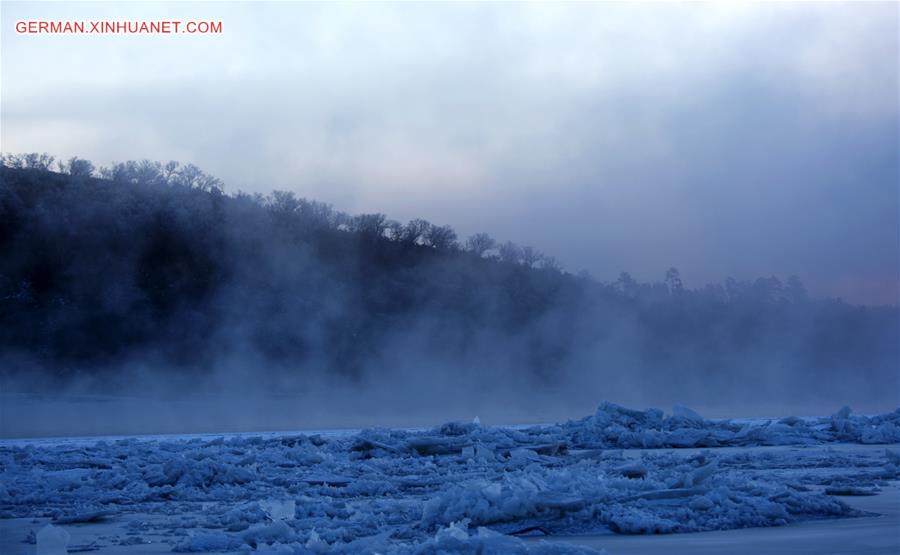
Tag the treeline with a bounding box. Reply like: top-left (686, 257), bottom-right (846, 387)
top-left (0, 154), bottom-right (896, 398)
top-left (0, 154), bottom-right (566, 271)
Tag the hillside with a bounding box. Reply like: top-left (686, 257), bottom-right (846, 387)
top-left (0, 156), bottom-right (896, 407)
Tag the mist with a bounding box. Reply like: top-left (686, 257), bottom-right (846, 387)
top-left (2, 2), bottom-right (899, 439)
top-left (1, 160), bottom-right (896, 438)
top-left (4, 5), bottom-right (900, 555)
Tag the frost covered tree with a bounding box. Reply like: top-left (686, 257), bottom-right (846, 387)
top-left (465, 233), bottom-right (496, 257)
top-left (398, 219), bottom-right (431, 246)
top-left (520, 246), bottom-right (541, 268)
top-left (425, 224), bottom-right (458, 250)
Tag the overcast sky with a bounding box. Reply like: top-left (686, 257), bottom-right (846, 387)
top-left (2, 1), bottom-right (897, 304)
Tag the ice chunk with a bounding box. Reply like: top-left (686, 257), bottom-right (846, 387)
top-left (415, 520), bottom-right (604, 554)
top-left (305, 529), bottom-right (330, 553)
top-left (672, 405), bottom-right (704, 423)
top-left (833, 406), bottom-right (853, 420)
top-left (242, 521), bottom-right (297, 545)
top-left (36, 524), bottom-right (69, 555)
top-left (615, 461), bottom-right (647, 479)
top-left (688, 495), bottom-right (715, 511)
top-left (7, 402), bottom-right (898, 552)
top-left (173, 531), bottom-right (243, 552)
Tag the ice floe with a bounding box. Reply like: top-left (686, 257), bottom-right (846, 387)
top-left (2, 403), bottom-right (898, 553)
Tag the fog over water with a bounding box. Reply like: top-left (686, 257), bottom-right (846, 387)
top-left (1, 2), bottom-right (897, 437)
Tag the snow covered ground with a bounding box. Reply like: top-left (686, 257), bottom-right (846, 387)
top-left (1, 403), bottom-right (899, 554)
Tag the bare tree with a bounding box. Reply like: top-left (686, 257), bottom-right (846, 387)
top-left (162, 161), bottom-right (180, 182)
top-left (665, 267), bottom-right (683, 295)
top-left (351, 213), bottom-right (389, 240)
top-left (297, 199), bottom-right (338, 229)
top-left (385, 220), bottom-right (404, 242)
top-left (136, 160), bottom-right (165, 185)
top-left (498, 241), bottom-right (521, 264)
top-left (267, 190), bottom-right (302, 214)
top-left (333, 211), bottom-right (352, 230)
top-left (520, 246), bottom-right (541, 267)
top-left (539, 254), bottom-right (562, 272)
top-left (425, 224), bottom-right (458, 250)
top-left (2, 152), bottom-right (55, 170)
top-left (24, 153), bottom-right (55, 170)
top-left (173, 163), bottom-right (223, 192)
top-left (464, 232), bottom-right (496, 257)
top-left (99, 160), bottom-right (169, 185)
top-left (617, 271), bottom-right (639, 298)
top-left (59, 157), bottom-right (95, 178)
top-left (398, 218), bottom-right (431, 246)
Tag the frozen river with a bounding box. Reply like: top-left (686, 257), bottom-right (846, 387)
top-left (1, 403), bottom-right (898, 554)
top-left (544, 478), bottom-right (900, 554)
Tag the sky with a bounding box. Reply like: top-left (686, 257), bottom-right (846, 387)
top-left (2, 1), bottom-right (898, 304)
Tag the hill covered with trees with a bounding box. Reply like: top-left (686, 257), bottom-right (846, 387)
top-left (0, 154), bottom-right (896, 407)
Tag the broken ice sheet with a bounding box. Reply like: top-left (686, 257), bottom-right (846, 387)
top-left (2, 403), bottom-right (898, 553)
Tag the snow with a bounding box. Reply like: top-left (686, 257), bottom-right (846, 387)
top-left (1, 403), bottom-right (899, 553)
